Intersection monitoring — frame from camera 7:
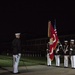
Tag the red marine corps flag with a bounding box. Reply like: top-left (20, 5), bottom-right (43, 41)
top-left (48, 21), bottom-right (58, 61)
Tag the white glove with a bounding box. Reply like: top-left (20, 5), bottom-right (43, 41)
top-left (70, 48), bottom-right (73, 51)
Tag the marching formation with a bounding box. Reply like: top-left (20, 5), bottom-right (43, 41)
top-left (46, 39), bottom-right (75, 69)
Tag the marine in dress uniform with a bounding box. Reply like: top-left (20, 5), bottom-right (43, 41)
top-left (69, 39), bottom-right (75, 69)
top-left (46, 42), bottom-right (51, 66)
top-left (12, 33), bottom-right (21, 74)
top-left (63, 40), bottom-right (69, 68)
top-left (54, 41), bottom-right (62, 67)
top-left (46, 36), bottom-right (56, 66)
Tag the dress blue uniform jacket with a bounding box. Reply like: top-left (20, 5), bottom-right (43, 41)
top-left (12, 38), bottom-right (21, 55)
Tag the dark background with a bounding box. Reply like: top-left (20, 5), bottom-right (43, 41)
top-left (0, 0), bottom-right (75, 42)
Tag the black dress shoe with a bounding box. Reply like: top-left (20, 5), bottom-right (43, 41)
top-left (47, 65), bottom-right (51, 66)
top-left (12, 72), bottom-right (20, 74)
top-left (72, 68), bottom-right (75, 69)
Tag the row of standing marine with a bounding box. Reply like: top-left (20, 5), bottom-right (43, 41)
top-left (47, 39), bottom-right (75, 69)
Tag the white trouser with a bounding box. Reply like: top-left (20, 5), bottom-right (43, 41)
top-left (13, 53), bottom-right (21, 73)
top-left (64, 55), bottom-right (68, 67)
top-left (55, 55), bottom-right (60, 66)
top-left (71, 56), bottom-right (75, 68)
top-left (47, 53), bottom-right (51, 66)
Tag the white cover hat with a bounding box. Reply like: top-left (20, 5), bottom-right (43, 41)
top-left (70, 39), bottom-right (74, 42)
top-left (15, 33), bottom-right (21, 36)
top-left (64, 40), bottom-right (68, 42)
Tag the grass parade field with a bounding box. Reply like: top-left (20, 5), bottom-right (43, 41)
top-left (0, 55), bottom-right (74, 75)
top-left (0, 55), bottom-right (47, 67)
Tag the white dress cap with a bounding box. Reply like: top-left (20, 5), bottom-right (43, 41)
top-left (70, 39), bottom-right (74, 42)
top-left (64, 40), bottom-right (68, 42)
top-left (15, 33), bottom-right (21, 36)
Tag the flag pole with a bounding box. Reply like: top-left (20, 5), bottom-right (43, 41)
top-left (48, 21), bottom-right (51, 38)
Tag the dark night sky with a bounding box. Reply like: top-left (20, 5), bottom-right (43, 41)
top-left (0, 1), bottom-right (75, 42)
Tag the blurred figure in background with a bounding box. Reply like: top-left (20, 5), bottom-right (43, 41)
top-left (54, 40), bottom-right (62, 67)
top-left (63, 40), bottom-right (69, 68)
top-left (69, 39), bottom-right (75, 69)
top-left (46, 42), bottom-right (51, 66)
